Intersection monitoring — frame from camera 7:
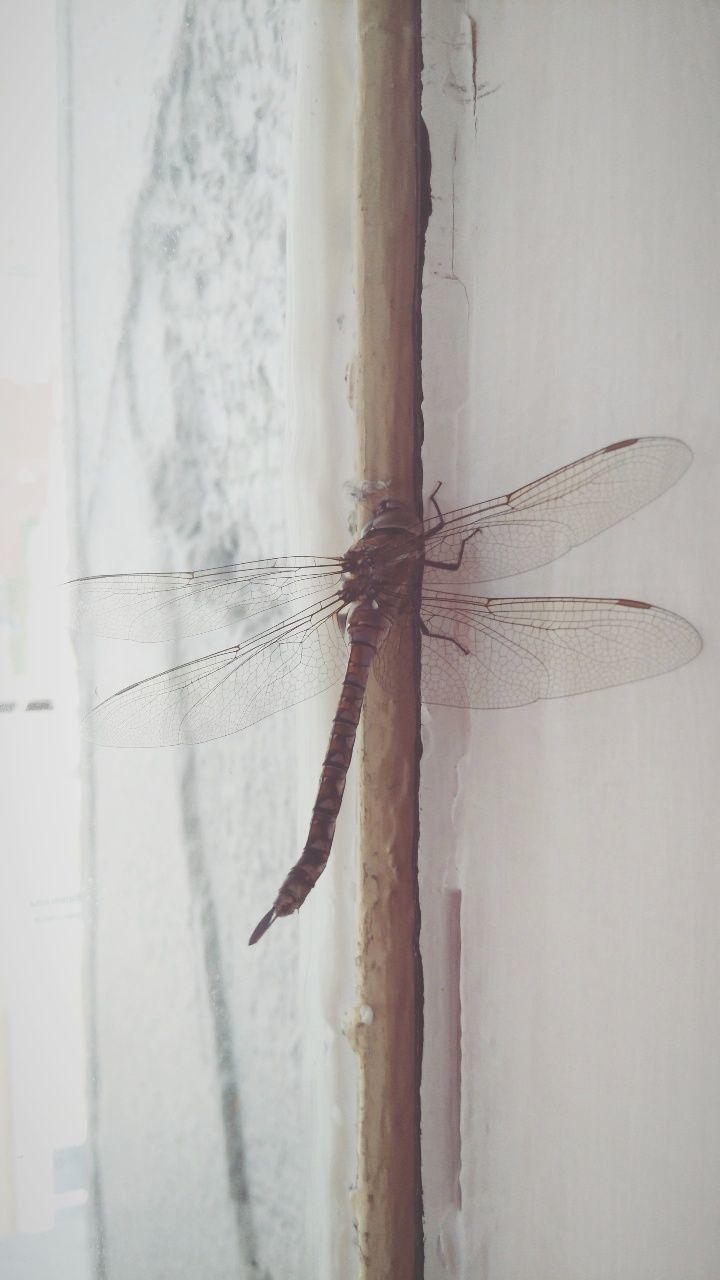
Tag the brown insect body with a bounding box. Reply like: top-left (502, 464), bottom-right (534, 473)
top-left (249, 503), bottom-right (423, 945)
top-left (68, 437), bottom-right (701, 946)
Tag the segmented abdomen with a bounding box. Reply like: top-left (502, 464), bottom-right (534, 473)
top-left (249, 602), bottom-right (391, 943)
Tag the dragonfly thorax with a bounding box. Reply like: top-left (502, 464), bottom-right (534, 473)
top-left (340, 515), bottom-right (423, 612)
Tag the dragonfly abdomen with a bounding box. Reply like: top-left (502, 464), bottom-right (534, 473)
top-left (248, 601), bottom-right (393, 944)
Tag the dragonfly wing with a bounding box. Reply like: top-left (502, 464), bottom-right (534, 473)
top-left (422, 437), bottom-right (692, 584)
top-left (85, 603), bottom-right (348, 745)
top-left (419, 593), bottom-right (701, 709)
top-left (66, 557), bottom-right (344, 640)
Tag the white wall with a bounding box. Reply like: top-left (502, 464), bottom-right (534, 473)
top-left (64, 2), bottom-right (316, 1278)
top-left (420, 4), bottom-right (718, 1277)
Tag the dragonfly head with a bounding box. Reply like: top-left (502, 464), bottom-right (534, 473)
top-left (360, 498), bottom-right (420, 538)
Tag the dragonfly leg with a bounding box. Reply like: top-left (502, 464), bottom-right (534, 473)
top-left (424, 484), bottom-right (484, 573)
top-left (420, 616), bottom-right (470, 656)
top-left (424, 481), bottom-right (445, 534)
top-left (425, 526), bottom-right (480, 573)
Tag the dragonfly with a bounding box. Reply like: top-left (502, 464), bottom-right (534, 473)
top-left (69, 436), bottom-right (701, 943)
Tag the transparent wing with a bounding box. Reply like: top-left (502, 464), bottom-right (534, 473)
top-left (66, 556), bottom-right (344, 640)
top-left (422, 437), bottom-right (692, 585)
top-left (417, 592), bottom-right (701, 709)
top-left (85, 599), bottom-right (348, 746)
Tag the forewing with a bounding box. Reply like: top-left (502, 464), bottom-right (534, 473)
top-left (66, 556), bottom-right (344, 640)
top-left (420, 593), bottom-right (701, 709)
top-left (85, 603), bottom-right (348, 745)
top-left (423, 437), bottom-right (692, 584)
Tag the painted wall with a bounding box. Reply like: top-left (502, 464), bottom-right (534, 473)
top-left (420, 4), bottom-right (718, 1278)
top-left (64, 2), bottom-right (319, 1278)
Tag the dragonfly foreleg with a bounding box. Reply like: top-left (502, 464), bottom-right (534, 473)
top-left (424, 484), bottom-right (484, 573)
top-left (425, 480), bottom-right (445, 535)
top-left (424, 527), bottom-right (480, 574)
top-left (420, 616), bottom-right (470, 656)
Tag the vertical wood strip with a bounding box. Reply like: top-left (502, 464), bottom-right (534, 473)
top-left (351, 2), bottom-right (424, 1277)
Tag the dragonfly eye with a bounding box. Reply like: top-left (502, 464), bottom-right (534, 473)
top-left (361, 497), bottom-right (419, 537)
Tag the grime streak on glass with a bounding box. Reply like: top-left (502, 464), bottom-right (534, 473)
top-left (68, 437), bottom-right (702, 941)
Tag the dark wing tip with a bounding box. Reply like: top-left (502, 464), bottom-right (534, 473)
top-left (248, 907), bottom-right (277, 946)
top-left (603, 437), bottom-right (639, 452)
